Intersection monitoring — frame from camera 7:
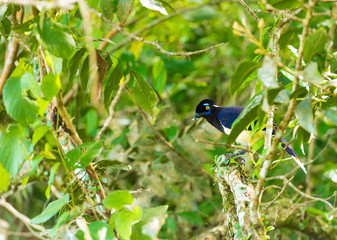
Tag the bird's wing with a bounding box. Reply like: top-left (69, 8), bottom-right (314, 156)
top-left (216, 107), bottom-right (243, 129)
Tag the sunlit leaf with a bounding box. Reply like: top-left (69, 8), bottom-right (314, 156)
top-left (258, 56), bottom-right (279, 88)
top-left (115, 205), bottom-right (142, 240)
top-left (31, 194), bottom-right (69, 224)
top-left (103, 190), bottom-right (134, 210)
top-left (89, 221), bottom-right (114, 240)
top-left (78, 141), bottom-right (102, 168)
top-left (0, 125), bottom-right (33, 178)
top-left (100, 0), bottom-right (117, 20)
top-left (302, 62), bottom-right (324, 84)
top-left (141, 205), bottom-right (168, 223)
top-left (41, 73), bottom-right (61, 100)
top-left (0, 163), bottom-right (10, 192)
top-left (303, 28), bottom-right (327, 62)
top-left (116, 0), bottom-right (133, 23)
top-left (140, 0), bottom-right (168, 15)
top-left (3, 73), bottom-right (41, 124)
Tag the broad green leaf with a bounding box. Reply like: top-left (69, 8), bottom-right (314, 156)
top-left (85, 109), bottom-right (98, 137)
top-left (152, 57), bottom-right (167, 94)
top-left (100, 0), bottom-right (117, 20)
top-left (45, 162), bottom-right (60, 199)
top-left (140, 0), bottom-right (168, 15)
top-left (131, 70), bottom-right (157, 116)
top-left (115, 205), bottom-right (142, 240)
top-left (295, 97), bottom-right (316, 134)
top-left (177, 211), bottom-right (203, 226)
top-left (31, 194), bottom-right (69, 224)
top-left (0, 17), bottom-right (11, 36)
top-left (303, 28), bottom-right (327, 62)
top-left (41, 73), bottom-right (61, 100)
top-left (0, 163), bottom-right (10, 192)
top-left (258, 56), bottom-right (279, 88)
top-left (183, 6), bottom-right (217, 21)
top-left (78, 141), bottom-right (102, 168)
top-left (227, 92), bottom-right (263, 144)
top-left (65, 148), bottom-right (82, 170)
top-left (103, 190), bottom-right (134, 210)
top-left (32, 125), bottom-right (49, 143)
top-left (141, 205), bottom-right (168, 223)
top-left (302, 62), bottom-right (324, 84)
top-left (68, 48), bottom-right (87, 84)
top-left (3, 73), bottom-right (41, 124)
top-left (104, 63), bottom-right (123, 108)
top-left (116, 0), bottom-right (133, 23)
top-left (0, 125), bottom-right (33, 178)
top-left (318, 107), bottom-right (337, 126)
top-left (230, 60), bottom-right (261, 95)
top-left (38, 18), bottom-right (76, 59)
top-left (89, 221), bottom-right (114, 240)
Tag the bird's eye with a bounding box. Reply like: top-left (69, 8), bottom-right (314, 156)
top-left (205, 106), bottom-right (210, 110)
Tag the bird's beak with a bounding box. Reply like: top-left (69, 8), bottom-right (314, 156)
top-left (192, 113), bottom-right (200, 120)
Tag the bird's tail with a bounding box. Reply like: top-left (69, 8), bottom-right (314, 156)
top-left (280, 138), bottom-right (307, 174)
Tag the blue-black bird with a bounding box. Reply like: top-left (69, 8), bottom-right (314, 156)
top-left (193, 99), bottom-right (306, 174)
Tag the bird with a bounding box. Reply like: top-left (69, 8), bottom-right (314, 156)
top-left (193, 99), bottom-right (306, 174)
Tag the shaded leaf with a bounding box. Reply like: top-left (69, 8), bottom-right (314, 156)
top-left (103, 190), bottom-right (134, 210)
top-left (303, 28), bottom-right (327, 62)
top-left (100, 0), bottom-right (117, 20)
top-left (152, 57), bottom-right (167, 94)
top-left (0, 125), bottom-right (33, 178)
top-left (38, 18), bottom-right (76, 59)
top-left (80, 56), bottom-right (89, 91)
top-left (131, 70), bottom-right (157, 116)
top-left (295, 97), bottom-right (316, 134)
top-left (177, 211), bottom-right (203, 226)
top-left (68, 48), bottom-right (87, 84)
top-left (78, 141), bottom-right (102, 168)
top-left (116, 0), bottom-right (133, 23)
top-left (104, 63), bottom-right (123, 108)
top-left (302, 62), bottom-right (324, 84)
top-left (230, 60), bottom-right (261, 95)
top-left (227, 92), bottom-right (263, 144)
top-left (95, 160), bottom-right (132, 171)
top-left (31, 194), bottom-right (69, 224)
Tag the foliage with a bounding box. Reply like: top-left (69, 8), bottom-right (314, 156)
top-left (0, 0), bottom-right (337, 239)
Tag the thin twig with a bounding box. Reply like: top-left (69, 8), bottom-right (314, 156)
top-left (0, 198), bottom-right (47, 239)
top-left (237, 0), bottom-right (260, 22)
top-left (95, 74), bottom-right (131, 141)
top-left (89, 7), bottom-right (227, 56)
top-left (195, 139), bottom-right (253, 153)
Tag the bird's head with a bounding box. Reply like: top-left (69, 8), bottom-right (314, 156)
top-left (193, 99), bottom-right (216, 120)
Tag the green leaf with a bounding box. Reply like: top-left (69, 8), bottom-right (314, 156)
top-left (103, 190), bottom-right (134, 210)
top-left (116, 0), bottom-right (134, 23)
top-left (100, 0), bottom-right (117, 20)
top-left (302, 62), bottom-right (324, 84)
top-left (46, 162), bottom-right (60, 199)
top-left (318, 107), bottom-right (337, 126)
top-left (152, 57), bottom-right (167, 94)
top-left (104, 63), bottom-right (123, 108)
top-left (0, 163), bottom-right (10, 192)
top-left (303, 28), bottom-right (327, 62)
top-left (131, 70), bottom-right (157, 116)
top-left (38, 18), bottom-right (76, 59)
top-left (0, 125), bottom-right (33, 178)
top-left (115, 205), bottom-right (142, 240)
top-left (230, 60), bottom-right (261, 95)
top-left (78, 141), bottom-right (102, 168)
top-left (89, 221), bottom-right (114, 240)
top-left (227, 92), bottom-right (263, 144)
top-left (32, 125), bottom-right (50, 143)
top-left (177, 211), bottom-right (203, 226)
top-left (258, 56), bottom-right (279, 88)
top-left (0, 17), bottom-right (12, 36)
top-left (50, 211), bottom-right (70, 239)
top-left (31, 194), bottom-right (69, 224)
top-left (295, 97), bottom-right (316, 134)
top-left (3, 73), bottom-right (41, 124)
top-left (140, 0), bottom-right (168, 15)
top-left (65, 148), bottom-right (82, 170)
top-left (141, 205), bottom-right (168, 223)
top-left (68, 48), bottom-right (87, 84)
top-left (41, 73), bottom-right (61, 100)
